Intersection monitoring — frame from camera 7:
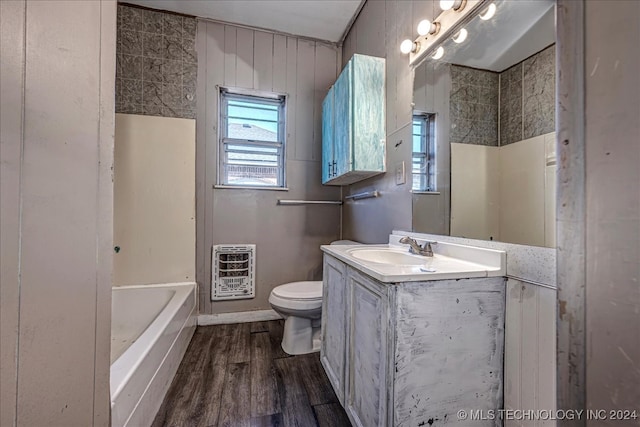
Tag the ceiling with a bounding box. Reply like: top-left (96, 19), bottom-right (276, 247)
top-left (122, 0), bottom-right (363, 43)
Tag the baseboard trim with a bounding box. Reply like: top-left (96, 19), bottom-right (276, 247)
top-left (197, 309), bottom-right (282, 326)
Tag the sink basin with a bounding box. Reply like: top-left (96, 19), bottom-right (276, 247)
top-left (348, 248), bottom-right (426, 266)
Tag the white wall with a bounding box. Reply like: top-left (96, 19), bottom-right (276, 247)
top-left (450, 143), bottom-right (500, 241)
top-left (499, 135), bottom-right (547, 247)
top-left (114, 114), bottom-right (196, 286)
top-left (0, 0), bottom-right (115, 425)
top-left (196, 22), bottom-right (342, 314)
top-left (450, 133), bottom-right (556, 247)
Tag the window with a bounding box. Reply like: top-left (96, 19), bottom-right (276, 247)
top-left (412, 113), bottom-right (436, 191)
top-left (219, 88), bottom-right (286, 188)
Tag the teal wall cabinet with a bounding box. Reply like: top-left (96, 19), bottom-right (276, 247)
top-left (322, 54), bottom-right (386, 186)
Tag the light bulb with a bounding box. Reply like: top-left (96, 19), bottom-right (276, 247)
top-left (479, 3), bottom-right (496, 20)
top-left (440, 0), bottom-right (455, 10)
top-left (400, 39), bottom-right (416, 54)
top-left (417, 19), bottom-right (440, 36)
top-left (440, 0), bottom-right (464, 11)
top-left (417, 20), bottom-right (432, 36)
top-left (452, 28), bottom-right (468, 43)
top-left (432, 46), bottom-right (444, 60)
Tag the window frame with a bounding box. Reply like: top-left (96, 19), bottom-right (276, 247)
top-left (217, 86), bottom-right (288, 190)
top-left (412, 112), bottom-right (436, 192)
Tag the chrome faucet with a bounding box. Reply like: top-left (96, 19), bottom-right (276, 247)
top-left (399, 236), bottom-right (437, 257)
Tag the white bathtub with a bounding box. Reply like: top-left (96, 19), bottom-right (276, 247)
top-left (110, 283), bottom-right (196, 427)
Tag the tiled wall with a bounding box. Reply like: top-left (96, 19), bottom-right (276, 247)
top-left (116, 5), bottom-right (197, 119)
top-left (449, 45), bottom-right (556, 147)
top-left (450, 65), bottom-right (499, 146)
top-left (500, 44), bottom-right (555, 145)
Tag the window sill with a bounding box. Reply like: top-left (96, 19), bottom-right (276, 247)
top-left (411, 190), bottom-right (441, 195)
top-left (214, 185), bottom-right (289, 191)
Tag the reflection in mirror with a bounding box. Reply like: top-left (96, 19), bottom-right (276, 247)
top-left (411, 0), bottom-right (556, 248)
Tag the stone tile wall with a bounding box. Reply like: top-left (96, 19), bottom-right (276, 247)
top-left (500, 44), bottom-right (555, 145)
top-left (450, 65), bottom-right (499, 146)
top-left (116, 5), bottom-right (197, 119)
top-left (450, 44), bottom-right (556, 147)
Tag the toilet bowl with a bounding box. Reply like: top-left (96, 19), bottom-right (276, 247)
top-left (269, 239), bottom-right (359, 355)
top-left (269, 281), bottom-right (323, 355)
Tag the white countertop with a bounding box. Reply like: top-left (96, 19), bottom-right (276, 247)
top-left (321, 242), bottom-right (506, 283)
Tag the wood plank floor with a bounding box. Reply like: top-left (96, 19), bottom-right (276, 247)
top-left (152, 321), bottom-right (352, 427)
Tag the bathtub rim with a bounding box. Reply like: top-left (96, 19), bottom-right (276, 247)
top-left (110, 282), bottom-right (196, 404)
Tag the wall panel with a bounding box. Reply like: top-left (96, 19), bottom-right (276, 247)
top-left (197, 22), bottom-right (341, 314)
top-left (0, 1), bottom-right (26, 424)
top-left (0, 1), bottom-right (115, 424)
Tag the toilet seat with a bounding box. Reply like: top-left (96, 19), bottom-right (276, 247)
top-left (269, 281), bottom-right (322, 311)
top-left (272, 281), bottom-right (322, 300)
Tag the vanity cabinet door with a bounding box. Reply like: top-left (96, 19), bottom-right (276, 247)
top-left (321, 255), bottom-right (348, 404)
top-left (345, 269), bottom-right (391, 427)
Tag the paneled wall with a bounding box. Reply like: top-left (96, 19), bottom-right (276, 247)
top-left (505, 280), bottom-right (556, 427)
top-left (116, 4), bottom-right (197, 119)
top-left (0, 1), bottom-right (115, 425)
top-left (196, 21), bottom-right (342, 314)
top-left (583, 0), bottom-right (640, 419)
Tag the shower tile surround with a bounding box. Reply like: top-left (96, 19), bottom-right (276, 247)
top-left (116, 5), bottom-right (197, 119)
top-left (450, 44), bottom-right (556, 147)
top-left (450, 65), bottom-right (499, 146)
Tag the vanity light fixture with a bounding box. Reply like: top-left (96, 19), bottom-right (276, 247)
top-left (432, 46), bottom-right (445, 60)
top-left (400, 39), bottom-right (419, 54)
top-left (440, 0), bottom-right (466, 11)
top-left (479, 3), bottom-right (496, 20)
top-left (409, 0), bottom-right (487, 67)
top-left (417, 19), bottom-right (440, 36)
top-left (452, 28), bottom-right (468, 43)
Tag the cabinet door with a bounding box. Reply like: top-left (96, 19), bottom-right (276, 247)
top-left (321, 87), bottom-right (334, 184)
top-left (352, 55), bottom-right (385, 173)
top-left (346, 270), bottom-right (389, 427)
top-left (333, 60), bottom-right (352, 178)
top-left (320, 255), bottom-right (347, 404)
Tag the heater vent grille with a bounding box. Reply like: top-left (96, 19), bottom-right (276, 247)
top-left (212, 244), bottom-right (255, 300)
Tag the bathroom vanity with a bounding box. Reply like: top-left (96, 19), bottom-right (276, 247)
top-left (320, 235), bottom-right (506, 427)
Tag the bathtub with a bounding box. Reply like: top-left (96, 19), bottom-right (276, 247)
top-left (110, 283), bottom-right (196, 427)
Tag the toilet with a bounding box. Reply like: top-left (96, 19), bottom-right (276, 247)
top-left (269, 240), bottom-right (358, 355)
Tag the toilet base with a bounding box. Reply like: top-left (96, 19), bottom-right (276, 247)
top-left (281, 316), bottom-right (322, 355)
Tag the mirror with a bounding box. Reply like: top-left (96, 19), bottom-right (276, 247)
top-left (411, 0), bottom-right (556, 248)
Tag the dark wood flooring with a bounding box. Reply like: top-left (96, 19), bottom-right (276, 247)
top-left (152, 320), bottom-right (352, 427)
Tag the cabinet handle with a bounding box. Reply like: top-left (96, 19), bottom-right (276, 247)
top-left (328, 161), bottom-right (333, 177)
top-left (332, 160), bottom-right (337, 177)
